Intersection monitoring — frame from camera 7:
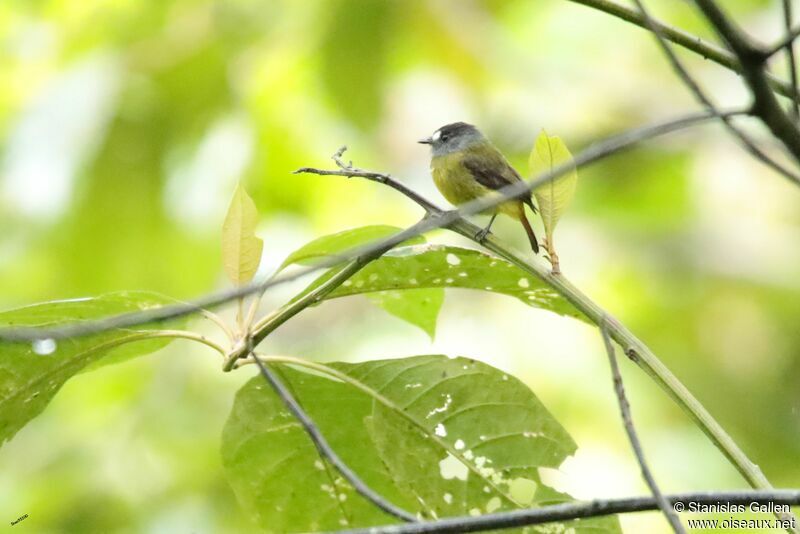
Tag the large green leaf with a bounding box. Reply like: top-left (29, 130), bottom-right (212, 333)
top-left (305, 244), bottom-right (586, 322)
top-left (222, 184), bottom-right (264, 286)
top-left (221, 355), bottom-right (620, 532)
top-left (281, 226), bottom-right (441, 337)
top-left (0, 292), bottom-right (182, 447)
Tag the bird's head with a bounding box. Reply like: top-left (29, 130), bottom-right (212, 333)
top-left (418, 122), bottom-right (485, 156)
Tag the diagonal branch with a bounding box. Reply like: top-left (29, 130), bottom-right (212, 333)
top-left (600, 324), bottom-right (685, 533)
top-left (250, 355), bottom-right (418, 523)
top-left (336, 490), bottom-right (800, 534)
top-left (567, 0), bottom-right (799, 101)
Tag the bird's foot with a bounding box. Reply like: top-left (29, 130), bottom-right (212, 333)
top-left (474, 227), bottom-right (491, 243)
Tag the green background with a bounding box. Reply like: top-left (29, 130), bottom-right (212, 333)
top-left (1, 0), bottom-right (798, 532)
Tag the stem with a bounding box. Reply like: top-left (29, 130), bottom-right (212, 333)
top-left (200, 310), bottom-right (235, 342)
top-left (145, 329), bottom-right (227, 356)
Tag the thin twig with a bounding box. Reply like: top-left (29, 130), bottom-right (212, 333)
top-left (568, 0), bottom-right (799, 100)
top-left (0, 108), bottom-right (752, 344)
top-left (249, 355), bottom-right (418, 523)
top-left (335, 490), bottom-right (800, 534)
top-left (600, 324), bottom-right (685, 533)
top-left (632, 0), bottom-right (800, 186)
top-left (783, 0), bottom-right (800, 119)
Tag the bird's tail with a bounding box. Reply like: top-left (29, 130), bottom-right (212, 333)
top-left (518, 211), bottom-right (540, 254)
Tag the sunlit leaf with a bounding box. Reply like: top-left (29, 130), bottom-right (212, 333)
top-left (221, 355), bottom-right (621, 532)
top-left (530, 131), bottom-right (578, 242)
top-left (222, 184), bottom-right (263, 286)
top-left (0, 292), bottom-right (182, 447)
top-left (282, 226), bottom-right (439, 337)
top-left (302, 244), bottom-right (586, 322)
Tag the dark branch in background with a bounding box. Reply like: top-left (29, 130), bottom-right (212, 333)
top-left (251, 356), bottom-right (418, 523)
top-left (632, 0), bottom-right (800, 186)
top-left (600, 325), bottom-right (685, 534)
top-left (693, 0), bottom-right (800, 164)
top-left (568, 0), bottom-right (799, 100)
top-left (782, 0), bottom-right (800, 119)
top-left (0, 108), bottom-right (752, 343)
top-left (336, 490), bottom-right (800, 534)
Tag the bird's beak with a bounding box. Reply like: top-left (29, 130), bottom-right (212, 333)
top-left (418, 136), bottom-right (433, 145)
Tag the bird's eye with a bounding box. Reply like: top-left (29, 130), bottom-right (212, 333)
top-left (440, 133), bottom-right (449, 141)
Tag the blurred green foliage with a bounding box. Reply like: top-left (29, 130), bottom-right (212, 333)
top-left (1, 0), bottom-right (799, 532)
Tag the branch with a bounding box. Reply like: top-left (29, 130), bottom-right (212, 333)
top-left (568, 0), bottom-right (799, 101)
top-left (250, 355), bottom-right (418, 523)
top-left (336, 490), bottom-right (800, 534)
top-left (631, 0), bottom-right (800, 186)
top-left (600, 325), bottom-right (685, 533)
top-left (781, 0), bottom-right (800, 119)
top-left (0, 108), bottom-right (753, 344)
top-left (693, 0), bottom-right (800, 166)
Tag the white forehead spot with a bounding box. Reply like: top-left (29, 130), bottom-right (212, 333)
top-left (431, 130), bottom-right (442, 142)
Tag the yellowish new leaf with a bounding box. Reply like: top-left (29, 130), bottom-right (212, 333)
top-left (222, 184), bottom-right (263, 286)
top-left (529, 131), bottom-right (577, 240)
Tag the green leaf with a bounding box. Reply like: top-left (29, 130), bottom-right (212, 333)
top-left (530, 130), bottom-right (578, 242)
top-left (366, 288), bottom-right (443, 339)
top-left (222, 184), bottom-right (263, 286)
top-left (304, 244), bottom-right (586, 322)
top-left (0, 292), bottom-right (182, 447)
top-left (282, 226), bottom-right (439, 337)
top-left (221, 355), bottom-right (621, 533)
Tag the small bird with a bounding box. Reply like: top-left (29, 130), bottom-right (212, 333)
top-left (419, 122), bottom-right (540, 253)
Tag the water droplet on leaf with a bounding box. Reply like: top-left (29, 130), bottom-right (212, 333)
top-left (32, 338), bottom-right (57, 355)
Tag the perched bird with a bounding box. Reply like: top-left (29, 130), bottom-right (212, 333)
top-left (419, 122), bottom-right (540, 253)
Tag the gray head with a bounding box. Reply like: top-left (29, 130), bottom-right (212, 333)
top-left (418, 122), bottom-right (485, 156)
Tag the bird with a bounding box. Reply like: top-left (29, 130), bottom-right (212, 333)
top-left (418, 122), bottom-right (540, 253)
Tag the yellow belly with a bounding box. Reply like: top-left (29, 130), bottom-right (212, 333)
top-left (431, 153), bottom-right (522, 218)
